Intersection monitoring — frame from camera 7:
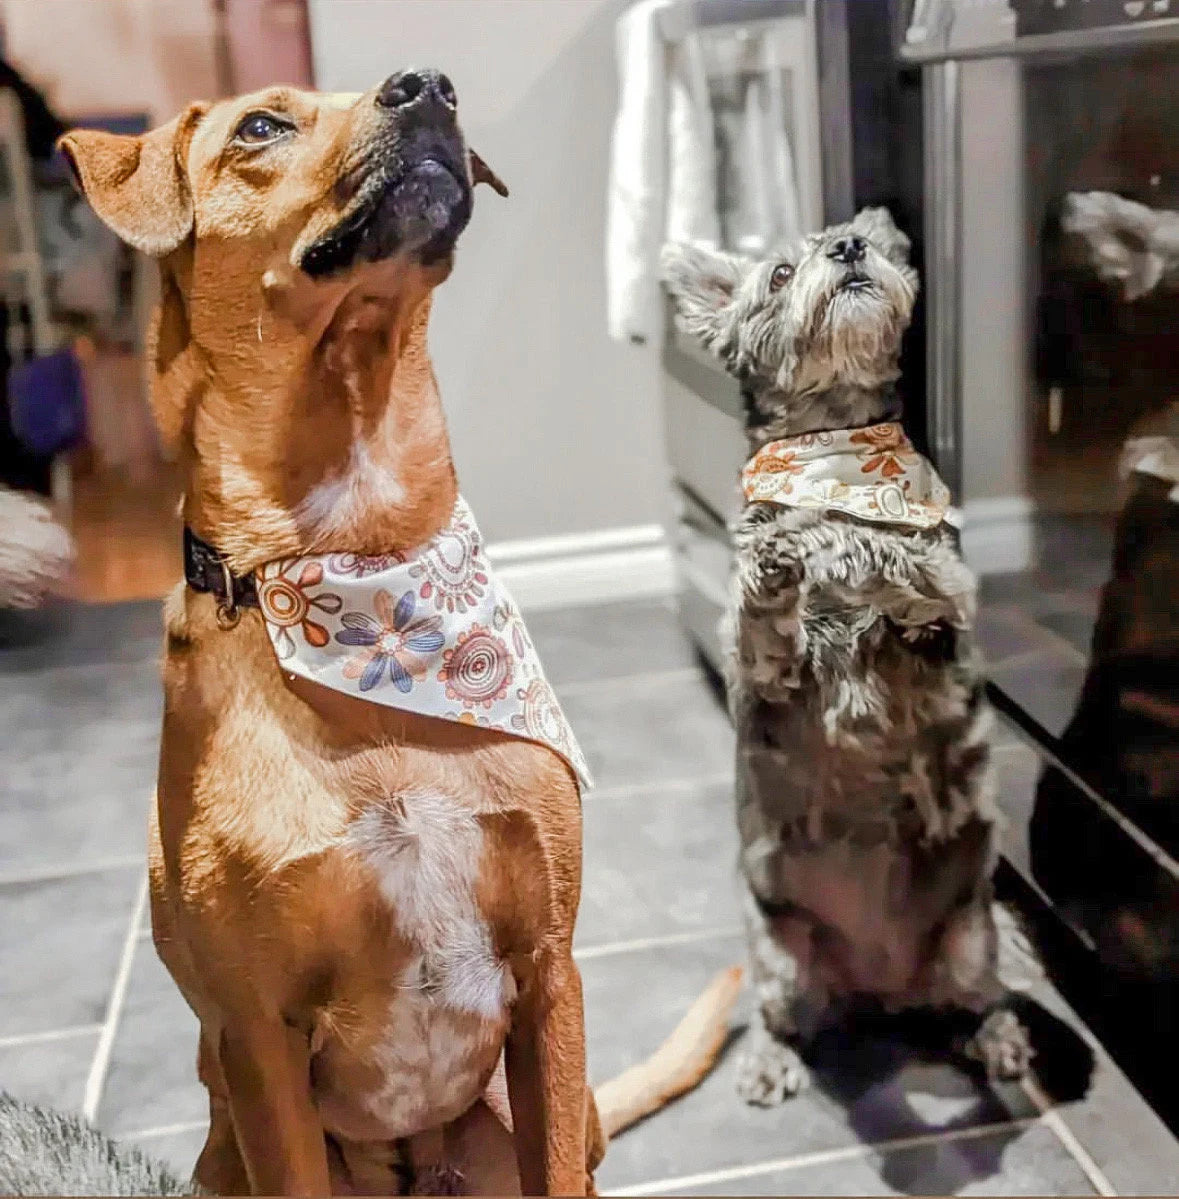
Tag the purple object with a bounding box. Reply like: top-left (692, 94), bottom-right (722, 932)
top-left (8, 348), bottom-right (86, 457)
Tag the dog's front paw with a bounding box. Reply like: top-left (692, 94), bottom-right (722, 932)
top-left (736, 1036), bottom-right (810, 1105)
top-left (966, 1008), bottom-right (1034, 1082)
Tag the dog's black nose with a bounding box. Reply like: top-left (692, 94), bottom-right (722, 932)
top-left (828, 235), bottom-right (866, 265)
top-left (376, 69), bottom-right (457, 112)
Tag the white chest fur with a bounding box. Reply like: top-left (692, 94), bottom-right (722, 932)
top-left (319, 790), bottom-right (515, 1141)
top-left (349, 789), bottom-right (515, 1020)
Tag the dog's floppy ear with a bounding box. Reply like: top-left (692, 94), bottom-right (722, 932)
top-left (660, 242), bottom-right (746, 356)
top-left (850, 206), bottom-right (912, 268)
top-left (57, 104), bottom-right (207, 257)
top-left (469, 149), bottom-right (508, 197)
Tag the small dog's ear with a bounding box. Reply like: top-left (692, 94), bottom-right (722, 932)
top-left (469, 149), bottom-right (508, 197)
top-left (851, 206), bottom-right (912, 267)
top-left (57, 103), bottom-right (207, 257)
top-left (660, 242), bottom-right (746, 354)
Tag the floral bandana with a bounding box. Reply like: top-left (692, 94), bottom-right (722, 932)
top-left (255, 499), bottom-right (592, 791)
top-left (741, 423), bottom-right (958, 530)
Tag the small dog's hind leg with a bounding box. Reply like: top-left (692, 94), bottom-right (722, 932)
top-left (933, 900), bottom-right (1034, 1083)
top-left (963, 1006), bottom-right (1034, 1082)
top-left (736, 881), bottom-right (824, 1105)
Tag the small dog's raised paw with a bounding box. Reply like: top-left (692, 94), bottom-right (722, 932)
top-left (966, 1008), bottom-right (1034, 1082)
top-left (736, 1037), bottom-right (810, 1105)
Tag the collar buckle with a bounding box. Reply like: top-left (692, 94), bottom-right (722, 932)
top-left (183, 525), bottom-right (258, 622)
top-left (215, 555), bottom-right (241, 629)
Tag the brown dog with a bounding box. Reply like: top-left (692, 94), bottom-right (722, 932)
top-left (59, 76), bottom-right (737, 1197)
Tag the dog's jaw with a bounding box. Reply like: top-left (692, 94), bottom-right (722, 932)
top-left (298, 144), bottom-right (473, 279)
top-left (294, 440), bottom-right (408, 545)
top-left (178, 272), bottom-right (459, 576)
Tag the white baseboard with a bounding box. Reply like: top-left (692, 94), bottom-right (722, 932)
top-left (485, 523), bottom-right (676, 612)
top-left (488, 496), bottom-right (1033, 609)
top-left (960, 495), bottom-right (1034, 576)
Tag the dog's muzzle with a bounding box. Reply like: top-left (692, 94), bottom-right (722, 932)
top-left (301, 68), bottom-right (474, 277)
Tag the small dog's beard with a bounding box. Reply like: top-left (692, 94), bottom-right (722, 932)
top-left (785, 269), bottom-right (913, 392)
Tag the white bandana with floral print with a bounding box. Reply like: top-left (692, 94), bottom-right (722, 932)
top-left (254, 498), bottom-right (592, 791)
top-left (741, 422), bottom-right (960, 530)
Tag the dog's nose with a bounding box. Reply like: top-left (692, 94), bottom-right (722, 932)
top-left (828, 235), bottom-right (866, 265)
top-left (376, 69), bottom-right (457, 112)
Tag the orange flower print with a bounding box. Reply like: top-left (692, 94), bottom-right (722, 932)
top-left (850, 424), bottom-right (910, 479)
top-left (757, 448), bottom-right (804, 477)
top-left (257, 561), bottom-right (343, 660)
top-left (743, 445), bottom-right (805, 501)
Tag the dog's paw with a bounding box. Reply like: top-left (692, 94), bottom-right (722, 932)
top-left (410, 1165), bottom-right (464, 1196)
top-left (736, 1037), bottom-right (810, 1105)
top-left (966, 1008), bottom-right (1034, 1082)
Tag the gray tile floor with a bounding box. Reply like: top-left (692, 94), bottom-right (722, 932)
top-left (3, 596), bottom-right (1179, 1195)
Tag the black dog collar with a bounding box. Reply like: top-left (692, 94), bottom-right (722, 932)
top-left (183, 526), bottom-right (258, 627)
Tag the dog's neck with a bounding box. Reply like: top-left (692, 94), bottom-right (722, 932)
top-left (164, 275), bottom-right (457, 576)
top-left (741, 381), bottom-right (903, 455)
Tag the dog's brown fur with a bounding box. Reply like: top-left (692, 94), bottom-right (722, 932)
top-left (60, 81), bottom-right (737, 1197)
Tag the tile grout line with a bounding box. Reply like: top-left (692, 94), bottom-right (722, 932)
top-left (555, 665), bottom-right (707, 701)
top-left (603, 1115), bottom-right (1041, 1196)
top-left (587, 772), bottom-right (733, 804)
top-left (81, 873), bottom-right (149, 1123)
top-left (119, 1118), bottom-right (208, 1144)
top-left (1022, 1076), bottom-right (1118, 1197)
top-left (0, 854), bottom-right (146, 889)
top-left (0, 1024), bottom-right (103, 1051)
top-left (991, 604), bottom-right (1090, 669)
top-left (575, 925), bottom-right (743, 962)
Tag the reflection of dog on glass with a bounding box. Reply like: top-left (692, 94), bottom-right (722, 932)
top-left (1039, 188), bottom-right (1179, 439)
top-left (662, 208), bottom-right (1032, 1105)
top-left (1059, 190), bottom-right (1179, 303)
top-left (1031, 397), bottom-right (1179, 976)
top-left (1032, 188), bottom-right (1179, 975)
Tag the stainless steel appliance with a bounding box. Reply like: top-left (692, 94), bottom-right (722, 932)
top-left (903, 0), bottom-right (1179, 1125)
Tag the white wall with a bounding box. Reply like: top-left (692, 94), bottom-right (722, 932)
top-left (308, 0), bottom-right (666, 544)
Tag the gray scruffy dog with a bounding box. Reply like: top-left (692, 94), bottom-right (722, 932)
top-left (0, 1093), bottom-right (195, 1196)
top-left (662, 208), bottom-right (1033, 1105)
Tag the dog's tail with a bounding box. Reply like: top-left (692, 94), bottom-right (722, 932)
top-left (593, 965), bottom-right (742, 1140)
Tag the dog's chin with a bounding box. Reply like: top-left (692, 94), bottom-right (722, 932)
top-left (834, 271), bottom-right (879, 299)
top-left (826, 272), bottom-right (911, 331)
top-left (299, 159), bottom-right (472, 279)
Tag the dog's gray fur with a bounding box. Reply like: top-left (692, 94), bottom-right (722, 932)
top-left (0, 1093), bottom-right (195, 1196)
top-left (662, 208), bottom-right (1032, 1104)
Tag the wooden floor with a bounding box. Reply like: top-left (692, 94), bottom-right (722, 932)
top-left (68, 460), bottom-right (183, 603)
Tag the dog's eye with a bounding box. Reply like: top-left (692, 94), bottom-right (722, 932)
top-left (234, 113), bottom-right (291, 146)
top-left (770, 263), bottom-right (794, 291)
